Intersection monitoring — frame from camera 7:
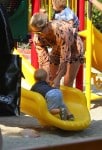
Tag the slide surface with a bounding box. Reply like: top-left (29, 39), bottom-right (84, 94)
top-left (92, 25), bottom-right (102, 72)
top-left (13, 49), bottom-right (35, 88)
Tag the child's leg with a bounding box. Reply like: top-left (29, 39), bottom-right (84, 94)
top-left (50, 107), bottom-right (74, 120)
top-left (60, 105), bottom-right (75, 121)
top-left (50, 108), bottom-right (60, 115)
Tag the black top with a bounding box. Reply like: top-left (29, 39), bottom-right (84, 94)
top-left (31, 81), bottom-right (55, 97)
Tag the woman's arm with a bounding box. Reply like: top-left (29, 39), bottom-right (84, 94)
top-left (89, 0), bottom-right (102, 11)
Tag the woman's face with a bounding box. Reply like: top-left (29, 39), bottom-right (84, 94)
top-left (30, 25), bottom-right (42, 34)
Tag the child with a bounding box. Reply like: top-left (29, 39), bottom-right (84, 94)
top-left (31, 68), bottom-right (74, 121)
top-left (52, 0), bottom-right (84, 87)
top-left (52, 0), bottom-right (79, 32)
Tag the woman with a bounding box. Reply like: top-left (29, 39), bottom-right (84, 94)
top-left (30, 12), bottom-right (84, 88)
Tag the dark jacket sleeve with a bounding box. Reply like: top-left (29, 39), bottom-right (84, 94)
top-left (0, 4), bottom-right (14, 54)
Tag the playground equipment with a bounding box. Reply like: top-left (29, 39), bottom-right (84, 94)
top-left (91, 26), bottom-right (102, 72)
top-left (78, 1), bottom-right (102, 108)
top-left (13, 0), bottom-right (102, 130)
top-left (79, 23), bottom-right (102, 102)
top-left (21, 86), bottom-right (90, 131)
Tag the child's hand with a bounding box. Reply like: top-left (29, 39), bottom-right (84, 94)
top-left (68, 20), bottom-right (74, 28)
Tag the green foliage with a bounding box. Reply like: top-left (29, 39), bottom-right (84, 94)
top-left (92, 0), bottom-right (102, 32)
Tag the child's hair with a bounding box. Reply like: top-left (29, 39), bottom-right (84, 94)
top-left (52, 0), bottom-right (67, 10)
top-left (30, 12), bottom-right (48, 31)
top-left (34, 69), bottom-right (47, 81)
top-left (39, 8), bottom-right (47, 13)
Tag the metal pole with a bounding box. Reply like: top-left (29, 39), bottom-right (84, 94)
top-left (31, 0), bottom-right (40, 68)
top-left (85, 1), bottom-right (92, 109)
top-left (48, 0), bottom-right (51, 20)
top-left (76, 0), bottom-right (85, 90)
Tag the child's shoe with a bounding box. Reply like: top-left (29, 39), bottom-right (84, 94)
top-left (67, 114), bottom-right (75, 121)
top-left (60, 108), bottom-right (67, 120)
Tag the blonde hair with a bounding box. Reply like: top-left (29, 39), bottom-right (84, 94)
top-left (34, 69), bottom-right (47, 81)
top-left (30, 12), bottom-right (48, 31)
top-left (52, 0), bottom-right (67, 10)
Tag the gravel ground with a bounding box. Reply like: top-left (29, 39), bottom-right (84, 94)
top-left (0, 98), bottom-right (102, 150)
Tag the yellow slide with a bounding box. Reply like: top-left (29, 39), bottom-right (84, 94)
top-left (14, 49), bottom-right (91, 130)
top-left (21, 86), bottom-right (90, 131)
top-left (91, 26), bottom-right (102, 100)
top-left (79, 23), bottom-right (102, 101)
top-left (92, 25), bottom-right (102, 72)
top-left (13, 49), bottom-right (35, 87)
